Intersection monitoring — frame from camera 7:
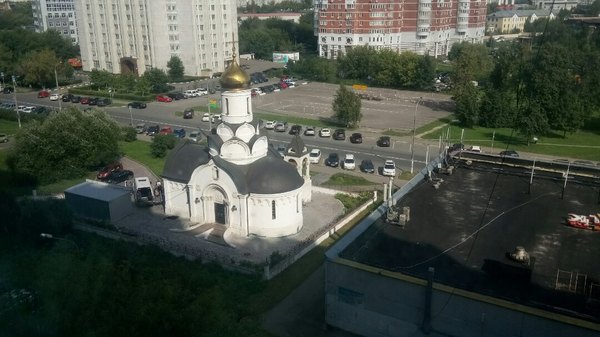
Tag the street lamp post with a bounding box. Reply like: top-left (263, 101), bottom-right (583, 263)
top-left (12, 75), bottom-right (21, 129)
top-left (128, 105), bottom-right (133, 126)
top-left (54, 63), bottom-right (62, 112)
top-left (0, 72), bottom-right (4, 89)
top-left (410, 97), bottom-right (423, 174)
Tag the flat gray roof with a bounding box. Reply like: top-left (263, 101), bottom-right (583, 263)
top-left (65, 180), bottom-right (131, 202)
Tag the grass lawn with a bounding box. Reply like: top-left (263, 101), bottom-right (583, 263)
top-left (0, 119), bottom-right (22, 136)
top-left (323, 173), bottom-right (377, 186)
top-left (119, 140), bottom-right (166, 176)
top-left (423, 123), bottom-right (600, 161)
top-left (383, 117), bottom-right (453, 137)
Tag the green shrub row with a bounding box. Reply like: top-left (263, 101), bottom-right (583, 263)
top-left (0, 108), bottom-right (47, 123)
top-left (68, 86), bottom-right (155, 102)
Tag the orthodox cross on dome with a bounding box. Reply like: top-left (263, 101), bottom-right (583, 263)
top-left (231, 33), bottom-right (237, 62)
top-left (220, 32), bottom-right (249, 90)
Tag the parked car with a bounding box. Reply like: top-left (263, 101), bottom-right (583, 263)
top-left (343, 154), bottom-right (356, 170)
top-left (167, 92), bottom-right (186, 100)
top-left (128, 101), bottom-right (147, 109)
top-left (274, 122), bottom-right (288, 132)
top-left (211, 114), bottom-right (222, 123)
top-left (173, 128), bottom-right (186, 138)
top-left (21, 106), bottom-right (36, 113)
top-left (80, 97), bottom-right (90, 104)
top-left (38, 90), bottom-right (50, 98)
top-left (382, 160), bottom-right (396, 176)
top-left (70, 95), bottom-right (81, 103)
top-left (146, 125), bottom-right (160, 136)
top-left (289, 124), bottom-right (302, 135)
top-left (184, 89), bottom-right (197, 98)
top-left (377, 136), bottom-right (391, 147)
top-left (49, 93), bottom-right (61, 101)
top-left (159, 127), bottom-right (173, 135)
top-left (61, 93), bottom-right (73, 102)
top-left (360, 159), bottom-right (375, 173)
top-left (156, 95), bottom-right (173, 102)
top-left (448, 143), bottom-right (464, 152)
top-left (277, 144), bottom-right (287, 157)
top-left (97, 98), bottom-right (112, 106)
top-left (0, 133), bottom-right (8, 143)
top-left (2, 86), bottom-right (14, 94)
top-left (349, 133), bottom-right (363, 144)
top-left (88, 97), bottom-right (99, 105)
top-left (499, 150), bottom-right (519, 158)
top-left (304, 127), bottom-right (315, 136)
top-left (183, 108), bottom-right (194, 119)
top-left (201, 113), bottom-right (211, 122)
top-left (325, 153), bottom-right (340, 167)
top-left (264, 120), bottom-right (275, 129)
top-left (333, 129), bottom-right (346, 140)
top-left (188, 131), bottom-right (200, 142)
top-left (309, 149), bottom-right (321, 164)
top-left (106, 169), bottom-right (134, 184)
top-left (279, 81), bottom-right (288, 89)
top-left (135, 123), bottom-right (147, 134)
top-left (319, 128), bottom-right (331, 137)
top-left (97, 162), bottom-right (124, 180)
top-left (468, 145), bottom-right (482, 153)
top-left (196, 87), bottom-right (208, 96)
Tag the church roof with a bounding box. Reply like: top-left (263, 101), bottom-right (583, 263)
top-left (213, 154), bottom-right (304, 194)
top-left (162, 141), bottom-right (304, 195)
top-left (162, 140), bottom-right (211, 183)
top-left (286, 135), bottom-right (308, 157)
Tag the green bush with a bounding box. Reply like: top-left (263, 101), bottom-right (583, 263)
top-left (335, 192), bottom-right (372, 211)
top-left (150, 134), bottom-right (177, 158)
top-left (121, 126), bottom-right (137, 142)
top-left (68, 86), bottom-right (155, 102)
top-left (0, 108), bottom-right (47, 123)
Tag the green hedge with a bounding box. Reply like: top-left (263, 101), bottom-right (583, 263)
top-left (68, 86), bottom-right (155, 102)
top-left (0, 108), bottom-right (47, 123)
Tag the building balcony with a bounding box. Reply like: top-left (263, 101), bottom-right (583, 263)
top-left (457, 22), bottom-right (468, 32)
top-left (419, 0), bottom-right (432, 4)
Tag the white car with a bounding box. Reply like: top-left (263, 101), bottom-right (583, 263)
top-left (196, 88), bottom-right (208, 96)
top-left (184, 89), bottom-right (197, 98)
top-left (211, 114), bottom-right (222, 123)
top-left (22, 106), bottom-right (36, 113)
top-left (309, 149), bottom-right (321, 164)
top-left (468, 145), bottom-right (482, 153)
top-left (189, 131), bottom-right (200, 142)
top-left (264, 120), bottom-right (275, 129)
top-left (343, 154), bottom-right (356, 170)
top-left (319, 128), bottom-right (331, 137)
top-left (382, 160), bottom-right (396, 177)
top-left (49, 93), bottom-right (61, 101)
top-left (202, 113), bottom-right (211, 122)
top-left (304, 127), bottom-right (315, 136)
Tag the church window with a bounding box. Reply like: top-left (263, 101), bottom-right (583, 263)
top-left (213, 167), bottom-right (219, 180)
top-left (247, 97), bottom-right (250, 114)
top-left (225, 98), bottom-right (229, 115)
top-left (271, 200), bottom-right (276, 219)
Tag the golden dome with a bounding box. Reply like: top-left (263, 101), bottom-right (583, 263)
top-left (220, 59), bottom-right (250, 90)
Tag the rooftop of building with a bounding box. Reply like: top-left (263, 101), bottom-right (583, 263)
top-left (488, 9), bottom-right (559, 18)
top-left (339, 156), bottom-right (600, 322)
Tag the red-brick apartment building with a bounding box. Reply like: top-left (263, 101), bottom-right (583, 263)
top-left (313, 0), bottom-right (487, 58)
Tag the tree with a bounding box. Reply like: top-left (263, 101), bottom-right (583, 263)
top-left (90, 69), bottom-right (116, 90)
top-left (136, 76), bottom-right (151, 96)
top-left (332, 85), bottom-right (362, 128)
top-left (7, 108), bottom-right (122, 184)
top-left (415, 55), bottom-right (436, 90)
top-left (167, 55), bottom-right (185, 82)
top-left (142, 68), bottom-right (169, 93)
top-left (453, 82), bottom-right (481, 127)
top-left (151, 135), bottom-right (177, 158)
top-left (19, 48), bottom-right (60, 87)
top-left (396, 52), bottom-right (421, 88)
top-left (449, 42), bottom-right (493, 85)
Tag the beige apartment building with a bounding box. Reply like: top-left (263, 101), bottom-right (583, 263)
top-left (486, 9), bottom-right (557, 34)
top-left (75, 0), bottom-right (238, 77)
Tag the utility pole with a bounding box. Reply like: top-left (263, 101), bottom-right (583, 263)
top-left (54, 63), bottom-right (62, 112)
top-left (410, 97), bottom-right (422, 174)
top-left (12, 75), bottom-right (21, 128)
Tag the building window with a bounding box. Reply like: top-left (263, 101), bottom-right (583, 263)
top-left (271, 200), bottom-right (276, 219)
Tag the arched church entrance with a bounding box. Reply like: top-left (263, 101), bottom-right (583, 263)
top-left (204, 185), bottom-right (229, 225)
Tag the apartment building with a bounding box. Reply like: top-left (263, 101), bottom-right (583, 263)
top-left (32, 0), bottom-right (79, 44)
top-left (75, 0), bottom-right (238, 77)
top-left (314, 0), bottom-right (487, 59)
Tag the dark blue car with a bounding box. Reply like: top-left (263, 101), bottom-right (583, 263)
top-left (173, 128), bottom-right (186, 138)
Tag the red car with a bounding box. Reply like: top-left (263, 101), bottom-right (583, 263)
top-left (279, 81), bottom-right (288, 89)
top-left (156, 95), bottom-right (172, 102)
top-left (159, 127), bottom-right (173, 135)
top-left (38, 90), bottom-right (50, 98)
top-left (97, 162), bottom-right (123, 180)
top-left (80, 97), bottom-right (90, 104)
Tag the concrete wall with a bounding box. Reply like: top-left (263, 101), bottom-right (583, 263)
top-left (325, 260), bottom-right (600, 337)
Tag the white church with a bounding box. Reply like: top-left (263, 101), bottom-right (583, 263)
top-left (161, 56), bottom-right (312, 237)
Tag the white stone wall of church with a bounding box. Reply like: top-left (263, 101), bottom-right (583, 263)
top-left (221, 90), bottom-right (253, 124)
top-left (163, 180), bottom-right (191, 218)
top-left (248, 190), bottom-right (303, 237)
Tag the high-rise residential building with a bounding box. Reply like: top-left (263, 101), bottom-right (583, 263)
top-left (75, 0), bottom-right (238, 77)
top-left (32, 0), bottom-right (79, 44)
top-left (314, 0), bottom-right (487, 59)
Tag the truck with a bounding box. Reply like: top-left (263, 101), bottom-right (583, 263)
top-left (134, 177), bottom-right (154, 206)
